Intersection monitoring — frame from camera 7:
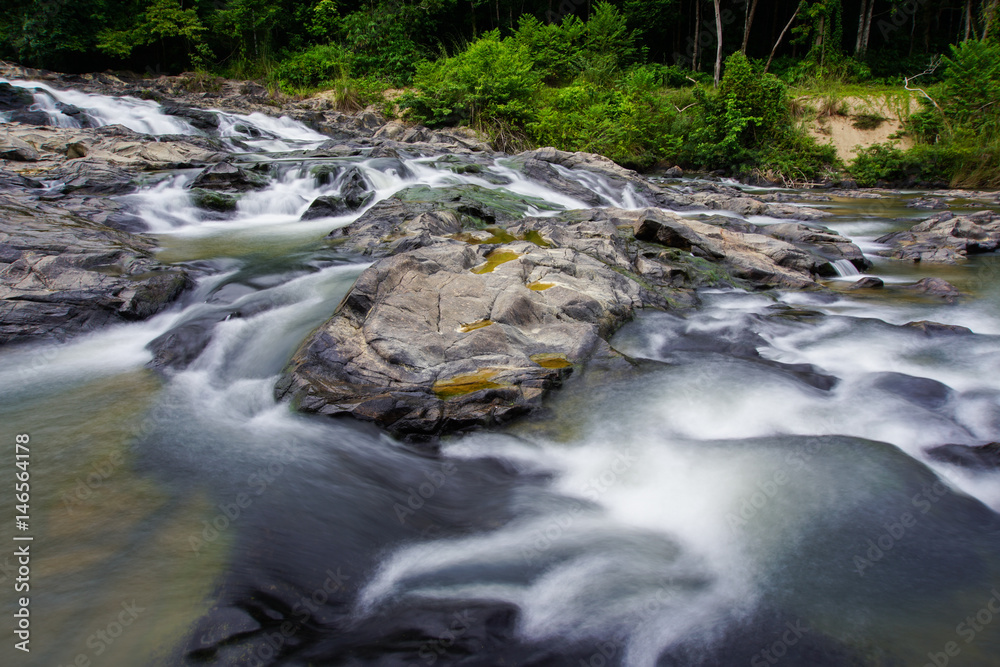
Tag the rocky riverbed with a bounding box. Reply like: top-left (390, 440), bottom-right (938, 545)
top-left (3, 64), bottom-right (1000, 667)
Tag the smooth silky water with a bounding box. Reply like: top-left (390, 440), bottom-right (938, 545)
top-left (0, 80), bottom-right (998, 666)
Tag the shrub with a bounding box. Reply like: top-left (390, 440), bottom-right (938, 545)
top-left (400, 31), bottom-right (540, 131)
top-left (849, 143), bottom-right (907, 187)
top-left (340, 7), bottom-right (425, 86)
top-left (692, 53), bottom-right (794, 169)
top-left (274, 44), bottom-right (349, 89)
top-left (940, 40), bottom-right (1000, 135)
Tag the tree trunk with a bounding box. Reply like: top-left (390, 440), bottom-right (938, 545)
top-left (855, 0), bottom-right (868, 54)
top-left (986, 0), bottom-right (1000, 40)
top-left (765, 1), bottom-right (802, 73)
top-left (964, 0), bottom-right (972, 40)
top-left (693, 0), bottom-right (701, 72)
top-left (861, 0), bottom-right (874, 53)
top-left (741, 0), bottom-right (759, 53)
top-left (713, 0), bottom-right (722, 87)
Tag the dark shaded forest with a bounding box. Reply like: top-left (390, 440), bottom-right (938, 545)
top-left (4, 0), bottom-right (1000, 185)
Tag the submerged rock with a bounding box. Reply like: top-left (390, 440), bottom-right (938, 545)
top-left (926, 442), bottom-right (1000, 470)
top-left (848, 276), bottom-right (884, 289)
top-left (906, 277), bottom-right (963, 301)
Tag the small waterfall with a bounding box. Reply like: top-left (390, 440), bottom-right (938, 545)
top-left (2, 78), bottom-right (199, 134)
top-left (2, 79), bottom-right (327, 149)
top-left (831, 258), bottom-right (861, 277)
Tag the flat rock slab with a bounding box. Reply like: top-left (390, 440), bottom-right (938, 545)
top-left (876, 210), bottom-right (1000, 263)
top-left (0, 192), bottom-right (189, 345)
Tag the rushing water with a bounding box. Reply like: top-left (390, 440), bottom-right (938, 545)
top-left (1, 82), bottom-right (1000, 667)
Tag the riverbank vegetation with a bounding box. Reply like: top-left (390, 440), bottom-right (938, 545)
top-left (4, 0), bottom-right (1000, 186)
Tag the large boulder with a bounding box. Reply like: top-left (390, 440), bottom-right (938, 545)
top-left (875, 211), bottom-right (1000, 263)
top-left (275, 241), bottom-right (641, 438)
top-left (0, 192), bottom-right (190, 345)
top-left (279, 196), bottom-right (862, 437)
top-left (191, 161), bottom-right (267, 191)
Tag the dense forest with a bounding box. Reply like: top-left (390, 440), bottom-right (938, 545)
top-left (4, 0), bottom-right (1000, 185)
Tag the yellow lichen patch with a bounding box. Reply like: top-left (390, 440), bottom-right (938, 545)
top-left (458, 319), bottom-right (493, 332)
top-left (530, 353), bottom-right (573, 369)
top-left (522, 229), bottom-right (552, 247)
top-left (449, 227), bottom-right (517, 245)
top-left (433, 369), bottom-right (505, 399)
top-left (471, 249), bottom-right (521, 274)
top-left (527, 281), bottom-right (555, 291)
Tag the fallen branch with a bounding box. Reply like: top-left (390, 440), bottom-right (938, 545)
top-left (904, 56), bottom-right (944, 114)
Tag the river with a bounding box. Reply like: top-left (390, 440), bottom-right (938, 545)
top-left (1, 80), bottom-right (999, 667)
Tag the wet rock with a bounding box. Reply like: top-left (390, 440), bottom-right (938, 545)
top-left (191, 188), bottom-right (240, 212)
top-left (509, 147), bottom-right (690, 209)
top-left (191, 161), bottom-right (267, 191)
top-left (926, 442), bottom-right (1000, 470)
top-left (906, 277), bottom-right (963, 300)
top-left (902, 320), bottom-right (973, 335)
top-left (339, 166), bottom-right (374, 209)
top-left (147, 312), bottom-right (231, 370)
top-left (664, 165), bottom-right (683, 178)
top-left (0, 134), bottom-right (40, 161)
top-left (334, 183), bottom-right (559, 255)
top-left (761, 222), bottom-right (871, 272)
top-left (161, 104), bottom-right (220, 131)
top-left (276, 240), bottom-right (642, 438)
top-left (8, 109), bottom-right (50, 125)
top-left (302, 195), bottom-right (351, 219)
top-left (871, 371), bottom-right (953, 410)
top-left (55, 160), bottom-right (137, 195)
top-left (875, 210), bottom-right (1000, 262)
top-left (907, 196), bottom-right (948, 210)
top-left (0, 82), bottom-right (35, 111)
top-left (0, 193), bottom-right (189, 345)
top-left (848, 276), bottom-right (884, 289)
top-left (187, 605), bottom-right (261, 656)
top-left (629, 208), bottom-right (854, 289)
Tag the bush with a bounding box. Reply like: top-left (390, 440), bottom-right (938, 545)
top-left (940, 40), bottom-right (1000, 136)
top-left (848, 143), bottom-right (908, 187)
top-left (529, 66), bottom-right (684, 170)
top-left (692, 53), bottom-right (794, 168)
top-left (400, 31), bottom-right (541, 131)
top-left (340, 7), bottom-right (425, 85)
top-left (274, 44), bottom-right (349, 89)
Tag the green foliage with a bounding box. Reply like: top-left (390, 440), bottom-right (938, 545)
top-left (528, 67), bottom-right (687, 170)
top-left (400, 31), bottom-right (540, 129)
top-left (513, 14), bottom-right (587, 84)
top-left (339, 5), bottom-right (426, 85)
top-left (511, 4), bottom-right (638, 86)
top-left (848, 143), bottom-right (906, 187)
top-left (97, 0), bottom-right (211, 68)
top-left (939, 40), bottom-right (1000, 135)
top-left (692, 53), bottom-right (796, 169)
top-left (274, 44), bottom-right (349, 88)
